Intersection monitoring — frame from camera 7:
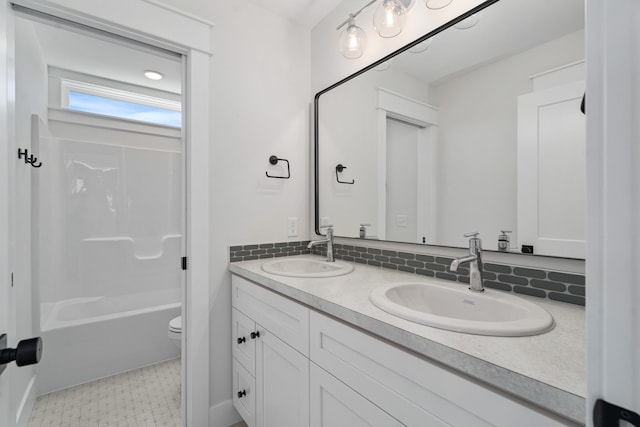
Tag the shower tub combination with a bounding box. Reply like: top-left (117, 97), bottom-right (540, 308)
top-left (35, 112), bottom-right (183, 394)
top-left (38, 289), bottom-right (181, 394)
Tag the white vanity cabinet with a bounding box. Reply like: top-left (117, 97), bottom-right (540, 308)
top-left (231, 274), bottom-right (580, 427)
top-left (231, 275), bottom-right (310, 427)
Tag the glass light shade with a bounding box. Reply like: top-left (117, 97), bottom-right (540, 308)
top-left (425, 0), bottom-right (452, 10)
top-left (408, 38), bottom-right (432, 53)
top-left (373, 0), bottom-right (407, 38)
top-left (374, 58), bottom-right (395, 71)
top-left (454, 13), bottom-right (480, 29)
top-left (339, 21), bottom-right (367, 59)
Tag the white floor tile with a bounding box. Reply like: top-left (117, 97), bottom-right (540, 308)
top-left (28, 358), bottom-right (181, 427)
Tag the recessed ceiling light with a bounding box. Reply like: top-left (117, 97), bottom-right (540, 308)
top-left (144, 70), bottom-right (164, 80)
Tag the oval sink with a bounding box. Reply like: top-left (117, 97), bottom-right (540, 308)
top-left (262, 258), bottom-right (354, 278)
top-left (370, 282), bottom-right (554, 336)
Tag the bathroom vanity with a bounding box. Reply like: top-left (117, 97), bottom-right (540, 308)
top-left (229, 255), bottom-right (585, 427)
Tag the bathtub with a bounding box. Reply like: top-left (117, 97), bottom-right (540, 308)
top-left (38, 288), bottom-right (181, 394)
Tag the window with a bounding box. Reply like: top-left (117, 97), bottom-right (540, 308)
top-left (62, 79), bottom-right (181, 127)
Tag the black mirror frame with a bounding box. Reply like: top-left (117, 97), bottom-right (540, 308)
top-left (313, 0), bottom-right (500, 236)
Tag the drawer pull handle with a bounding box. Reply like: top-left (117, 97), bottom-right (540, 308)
top-left (238, 390), bottom-right (246, 398)
top-left (250, 331), bottom-right (260, 339)
top-left (237, 336), bottom-right (246, 344)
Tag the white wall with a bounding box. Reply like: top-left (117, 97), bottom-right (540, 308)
top-left (433, 30), bottom-right (584, 248)
top-left (14, 17), bottom-right (48, 426)
top-left (144, 0), bottom-right (311, 423)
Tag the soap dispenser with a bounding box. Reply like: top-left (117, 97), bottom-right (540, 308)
top-left (498, 230), bottom-right (511, 252)
top-left (359, 223), bottom-right (371, 238)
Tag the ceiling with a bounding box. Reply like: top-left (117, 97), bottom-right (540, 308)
top-left (389, 0), bottom-right (585, 85)
top-left (247, 0), bottom-right (344, 27)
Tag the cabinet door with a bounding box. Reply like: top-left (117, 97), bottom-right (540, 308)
top-left (233, 359), bottom-right (256, 427)
top-left (233, 308), bottom-right (256, 375)
top-left (255, 326), bottom-right (309, 427)
top-left (517, 80), bottom-right (586, 258)
top-left (310, 363), bottom-right (404, 427)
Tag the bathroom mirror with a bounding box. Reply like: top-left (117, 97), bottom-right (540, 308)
top-left (315, 0), bottom-right (586, 258)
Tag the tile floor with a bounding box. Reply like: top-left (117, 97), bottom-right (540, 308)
top-left (28, 358), bottom-right (181, 427)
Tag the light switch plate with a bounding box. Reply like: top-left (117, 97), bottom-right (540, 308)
top-left (396, 215), bottom-right (408, 228)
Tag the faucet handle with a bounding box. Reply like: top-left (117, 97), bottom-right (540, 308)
top-left (320, 224), bottom-right (334, 229)
top-left (464, 232), bottom-right (480, 238)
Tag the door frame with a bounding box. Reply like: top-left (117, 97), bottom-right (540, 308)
top-left (376, 87), bottom-right (438, 243)
top-left (0, 1), bottom-right (212, 426)
top-left (586, 0), bottom-right (640, 424)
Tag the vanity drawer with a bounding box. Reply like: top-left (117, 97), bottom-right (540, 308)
top-left (232, 308), bottom-right (256, 375)
top-left (232, 275), bottom-right (309, 356)
top-left (310, 311), bottom-right (572, 427)
top-left (233, 358), bottom-right (256, 427)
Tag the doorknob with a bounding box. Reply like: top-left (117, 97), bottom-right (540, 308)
top-left (0, 334), bottom-right (43, 376)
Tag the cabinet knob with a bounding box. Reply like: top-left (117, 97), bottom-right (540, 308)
top-left (237, 336), bottom-right (246, 344)
top-left (250, 331), bottom-right (260, 339)
top-left (237, 390), bottom-right (246, 398)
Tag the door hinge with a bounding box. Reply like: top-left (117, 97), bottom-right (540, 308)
top-left (594, 399), bottom-right (640, 427)
top-left (11, 273), bottom-right (13, 288)
top-left (181, 257), bottom-right (187, 271)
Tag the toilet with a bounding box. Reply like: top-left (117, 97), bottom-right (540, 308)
top-left (168, 316), bottom-right (182, 348)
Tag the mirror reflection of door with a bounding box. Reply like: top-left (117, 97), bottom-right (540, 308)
top-left (385, 118), bottom-right (420, 243)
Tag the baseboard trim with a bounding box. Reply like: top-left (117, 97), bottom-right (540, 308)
top-left (16, 374), bottom-right (37, 427)
top-left (210, 399), bottom-right (241, 427)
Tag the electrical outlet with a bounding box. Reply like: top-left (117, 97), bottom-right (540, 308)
top-left (396, 215), bottom-right (408, 228)
top-left (287, 217), bottom-right (298, 237)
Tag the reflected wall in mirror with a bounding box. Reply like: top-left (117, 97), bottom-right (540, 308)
top-left (316, 0), bottom-right (586, 258)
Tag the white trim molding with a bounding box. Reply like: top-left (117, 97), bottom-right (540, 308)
top-left (0, 1), bottom-right (212, 426)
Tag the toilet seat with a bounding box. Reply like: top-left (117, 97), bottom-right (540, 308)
top-left (169, 316), bottom-right (182, 333)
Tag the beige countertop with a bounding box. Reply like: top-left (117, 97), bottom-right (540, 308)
top-left (229, 254), bottom-right (586, 424)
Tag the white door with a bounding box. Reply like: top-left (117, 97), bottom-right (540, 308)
top-left (386, 118), bottom-right (419, 243)
top-left (1, 4), bottom-right (40, 427)
top-left (587, 0), bottom-right (640, 426)
top-left (255, 327), bottom-right (309, 427)
top-left (384, 117), bottom-right (435, 244)
top-left (517, 80), bottom-right (586, 258)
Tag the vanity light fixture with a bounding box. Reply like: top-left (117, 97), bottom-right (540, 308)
top-left (338, 14), bottom-right (368, 59)
top-left (143, 70), bottom-right (163, 80)
top-left (425, 0), bottom-right (453, 10)
top-left (373, 0), bottom-right (407, 38)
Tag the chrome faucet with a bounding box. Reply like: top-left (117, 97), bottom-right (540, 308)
top-left (307, 225), bottom-right (335, 262)
top-left (450, 232), bottom-right (484, 292)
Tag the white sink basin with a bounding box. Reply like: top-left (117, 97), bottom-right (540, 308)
top-left (261, 258), bottom-right (354, 278)
top-left (370, 282), bottom-right (554, 336)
